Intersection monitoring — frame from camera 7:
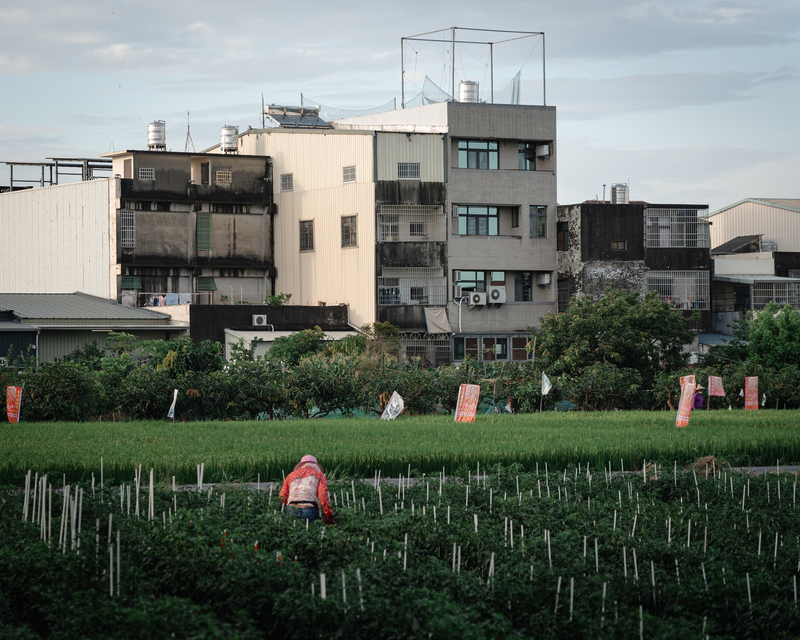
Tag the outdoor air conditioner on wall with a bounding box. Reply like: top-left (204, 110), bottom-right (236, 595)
top-left (489, 286), bottom-right (506, 304)
top-left (470, 292), bottom-right (487, 306)
top-left (453, 285), bottom-right (463, 299)
top-left (252, 314), bottom-right (268, 326)
top-left (535, 144), bottom-right (550, 158)
top-left (537, 273), bottom-right (551, 287)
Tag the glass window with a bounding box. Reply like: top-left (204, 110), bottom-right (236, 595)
top-left (120, 210), bottom-right (135, 248)
top-left (398, 162), bottom-right (421, 179)
top-left (343, 165), bottom-right (356, 183)
top-left (511, 208), bottom-right (520, 228)
top-left (515, 271), bottom-right (532, 302)
top-left (215, 170), bottom-right (232, 184)
top-left (490, 271), bottom-right (505, 285)
top-left (281, 174), bottom-right (293, 191)
top-left (341, 215), bottom-right (357, 247)
top-left (457, 271), bottom-right (486, 293)
top-left (458, 140), bottom-right (498, 170)
top-left (197, 213), bottom-right (211, 251)
top-left (557, 221), bottom-right (568, 251)
top-left (483, 338), bottom-right (508, 361)
top-left (518, 144), bottom-right (536, 171)
top-left (557, 279), bottom-right (571, 313)
top-left (457, 206), bottom-right (499, 236)
top-left (300, 220), bottom-right (314, 252)
top-left (611, 241), bottom-right (627, 251)
top-left (453, 337), bottom-right (479, 361)
top-left (511, 336), bottom-right (530, 361)
top-left (138, 167), bottom-right (155, 181)
top-left (530, 205), bottom-right (547, 239)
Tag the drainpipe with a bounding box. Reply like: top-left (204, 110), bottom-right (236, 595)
top-left (453, 296), bottom-right (467, 333)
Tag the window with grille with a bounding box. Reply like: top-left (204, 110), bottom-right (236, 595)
top-left (458, 140), bottom-right (498, 170)
top-left (515, 271), bottom-right (532, 301)
top-left (646, 270), bottom-right (710, 310)
top-left (378, 267), bottom-right (446, 306)
top-left (398, 162), bottom-right (421, 180)
top-left (300, 220), bottom-right (314, 251)
top-left (557, 279), bottom-right (570, 313)
top-left (120, 210), bottom-right (135, 248)
top-left (343, 165), bottom-right (356, 183)
top-left (197, 213), bottom-right (211, 251)
top-left (752, 281), bottom-right (800, 310)
top-left (453, 337), bottom-right (479, 361)
top-left (456, 206), bottom-right (499, 236)
top-left (482, 337), bottom-right (508, 361)
top-left (557, 221), bottom-right (568, 250)
top-left (377, 205), bottom-right (445, 242)
top-left (530, 205), bottom-right (547, 238)
top-left (511, 336), bottom-right (530, 361)
top-left (138, 167), bottom-right (155, 181)
top-left (611, 240), bottom-right (627, 250)
top-left (281, 174), bottom-right (293, 191)
top-left (645, 208), bottom-right (710, 248)
top-left (215, 170), bottom-right (232, 184)
top-left (341, 215), bottom-right (357, 247)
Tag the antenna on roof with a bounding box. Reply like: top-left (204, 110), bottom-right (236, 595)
top-left (184, 111), bottom-right (195, 153)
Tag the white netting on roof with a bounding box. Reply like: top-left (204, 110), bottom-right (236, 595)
top-left (300, 98), bottom-right (397, 122)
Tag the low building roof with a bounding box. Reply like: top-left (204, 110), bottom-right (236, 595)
top-left (713, 274), bottom-right (800, 285)
top-left (225, 329), bottom-right (359, 342)
top-left (711, 235), bottom-right (762, 255)
top-left (708, 198), bottom-right (800, 217)
top-left (0, 292), bottom-right (172, 323)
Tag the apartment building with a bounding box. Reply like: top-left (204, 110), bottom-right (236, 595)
top-left (213, 101), bottom-right (558, 364)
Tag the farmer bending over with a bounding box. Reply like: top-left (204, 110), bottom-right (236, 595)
top-left (280, 455), bottom-right (334, 524)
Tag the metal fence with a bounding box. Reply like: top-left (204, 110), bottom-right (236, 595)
top-left (397, 332), bottom-right (452, 366)
top-left (378, 205), bottom-right (446, 242)
top-left (646, 270), bottom-right (710, 309)
top-left (645, 209), bottom-right (710, 248)
top-left (752, 281), bottom-right (800, 309)
top-left (378, 267), bottom-right (448, 306)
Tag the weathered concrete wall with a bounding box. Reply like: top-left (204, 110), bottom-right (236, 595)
top-left (374, 181), bottom-right (446, 206)
top-left (581, 261), bottom-right (646, 300)
top-left (557, 204), bottom-right (582, 298)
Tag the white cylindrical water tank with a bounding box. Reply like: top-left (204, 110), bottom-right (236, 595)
top-left (220, 125), bottom-right (239, 153)
top-left (611, 183), bottom-right (629, 204)
top-left (147, 121), bottom-right (166, 150)
top-left (459, 81), bottom-right (479, 103)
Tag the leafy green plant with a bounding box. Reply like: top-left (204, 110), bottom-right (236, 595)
top-left (264, 292), bottom-right (292, 306)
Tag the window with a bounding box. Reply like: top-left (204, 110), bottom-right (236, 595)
top-left (456, 270), bottom-right (486, 293)
top-left (511, 208), bottom-right (520, 228)
top-left (343, 165), bottom-right (356, 183)
top-left (557, 221), bottom-right (568, 251)
top-left (611, 241), bottom-right (627, 251)
top-left (215, 170), bottom-right (232, 184)
top-left (300, 220), bottom-right (314, 252)
top-left (378, 267), bottom-right (446, 306)
top-left (518, 143), bottom-right (536, 171)
top-left (138, 167), bottom-right (155, 181)
top-left (453, 337), bottom-right (479, 361)
top-left (530, 205), bottom-right (547, 239)
top-left (490, 271), bottom-right (505, 285)
top-left (398, 162), bottom-right (421, 180)
top-left (515, 271), bottom-right (532, 301)
top-left (341, 215), bottom-right (357, 248)
top-left (201, 162), bottom-right (209, 185)
top-left (458, 140), bottom-right (498, 170)
top-left (557, 279), bottom-right (570, 313)
top-left (483, 338), bottom-right (508, 361)
top-left (197, 213), bottom-right (211, 251)
top-left (645, 208), bottom-right (710, 248)
top-left (120, 210), bottom-right (135, 248)
top-left (456, 206), bottom-right (499, 236)
top-left (511, 337), bottom-right (530, 361)
top-left (281, 174), bottom-right (293, 191)
top-left (123, 159), bottom-right (132, 179)
top-left (409, 222), bottom-right (426, 237)
top-left (646, 270), bottom-right (710, 310)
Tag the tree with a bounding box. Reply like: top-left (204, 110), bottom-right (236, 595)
top-left (267, 326), bottom-right (326, 367)
top-left (747, 302), bottom-right (800, 368)
top-left (530, 287), bottom-right (696, 388)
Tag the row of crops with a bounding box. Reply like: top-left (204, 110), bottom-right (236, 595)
top-left (2, 411), bottom-right (800, 484)
top-left (3, 460), bottom-right (800, 638)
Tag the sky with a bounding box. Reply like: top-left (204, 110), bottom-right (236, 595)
top-left (1, 0), bottom-right (798, 211)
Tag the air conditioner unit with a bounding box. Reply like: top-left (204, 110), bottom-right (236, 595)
top-left (452, 205), bottom-right (459, 218)
top-left (0, 357), bottom-right (5, 367)
top-left (489, 286), bottom-right (506, 304)
top-left (453, 285), bottom-right (463, 299)
top-left (252, 314), bottom-right (268, 326)
top-left (453, 270), bottom-right (461, 282)
top-left (535, 144), bottom-right (550, 158)
top-left (469, 292), bottom-right (487, 306)
top-left (537, 273), bottom-right (551, 287)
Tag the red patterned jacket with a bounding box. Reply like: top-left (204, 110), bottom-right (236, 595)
top-left (279, 464), bottom-right (333, 524)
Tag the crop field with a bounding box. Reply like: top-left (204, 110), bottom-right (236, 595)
top-left (1, 410), bottom-right (799, 485)
top-left (3, 460), bottom-right (800, 639)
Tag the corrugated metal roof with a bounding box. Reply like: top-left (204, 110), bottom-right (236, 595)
top-left (714, 274), bottom-right (800, 285)
top-left (709, 198), bottom-right (800, 217)
top-left (760, 199), bottom-right (800, 210)
top-left (225, 329), bottom-right (359, 342)
top-left (0, 292), bottom-right (171, 322)
top-left (711, 235), bottom-right (761, 255)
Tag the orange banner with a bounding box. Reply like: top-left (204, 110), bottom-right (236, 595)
top-left (6, 386), bottom-right (22, 423)
top-left (745, 377), bottom-right (759, 410)
top-left (454, 384), bottom-right (480, 423)
top-left (676, 376), bottom-right (695, 428)
top-left (708, 376), bottom-right (725, 397)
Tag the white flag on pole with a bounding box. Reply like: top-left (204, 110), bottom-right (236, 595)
top-left (167, 389), bottom-right (178, 420)
top-left (380, 391), bottom-right (405, 420)
top-left (542, 373), bottom-right (552, 396)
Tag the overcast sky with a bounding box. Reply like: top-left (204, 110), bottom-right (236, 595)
top-left (1, 0), bottom-right (798, 211)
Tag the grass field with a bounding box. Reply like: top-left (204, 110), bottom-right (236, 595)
top-left (2, 410), bottom-right (799, 485)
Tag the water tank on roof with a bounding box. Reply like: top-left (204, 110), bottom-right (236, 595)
top-left (147, 121), bottom-right (166, 150)
top-left (459, 81), bottom-right (479, 103)
top-left (220, 125), bottom-right (239, 153)
top-left (611, 183), bottom-right (629, 204)
top-left (762, 241), bottom-right (777, 252)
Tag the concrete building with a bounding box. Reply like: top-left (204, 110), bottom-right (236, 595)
top-left (556, 201), bottom-right (712, 331)
top-left (206, 101), bottom-right (558, 364)
top-left (0, 150), bottom-right (276, 307)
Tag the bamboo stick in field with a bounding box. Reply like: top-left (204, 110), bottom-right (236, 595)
top-left (48, 484), bottom-right (52, 544)
top-left (116, 531), bottom-right (120, 596)
top-left (452, 542), bottom-right (456, 572)
top-left (633, 548), bottom-right (639, 582)
top-left (320, 573), bottom-right (326, 600)
top-left (356, 567), bottom-right (364, 611)
top-left (675, 559), bottom-right (680, 585)
top-left (149, 469), bottom-right (154, 521)
top-left (474, 513), bottom-right (478, 534)
top-left (746, 572), bottom-right (751, 605)
top-left (547, 530), bottom-right (552, 567)
top-left (774, 531), bottom-right (779, 569)
top-left (109, 544), bottom-right (113, 596)
top-left (554, 576), bottom-right (561, 616)
top-left (601, 582), bottom-right (606, 628)
top-left (595, 538), bottom-right (599, 573)
top-left (623, 547), bottom-right (627, 579)
top-left (569, 578), bottom-right (574, 621)
top-left (403, 533), bottom-right (407, 572)
top-left (23, 470), bottom-right (31, 521)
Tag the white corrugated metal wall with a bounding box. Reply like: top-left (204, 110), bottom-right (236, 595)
top-left (709, 201), bottom-right (800, 252)
top-left (0, 180), bottom-right (113, 296)
top-left (376, 132), bottom-right (445, 182)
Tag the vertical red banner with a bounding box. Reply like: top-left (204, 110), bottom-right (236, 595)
top-left (6, 386), bottom-right (22, 423)
top-left (708, 376), bottom-right (725, 397)
top-left (676, 375), bottom-right (695, 428)
top-left (454, 384), bottom-right (480, 423)
top-left (745, 377), bottom-right (759, 410)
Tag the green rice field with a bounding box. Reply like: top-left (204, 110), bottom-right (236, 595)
top-left (1, 410), bottom-right (799, 485)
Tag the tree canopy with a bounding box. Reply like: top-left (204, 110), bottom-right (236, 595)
top-left (530, 287), bottom-right (696, 387)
